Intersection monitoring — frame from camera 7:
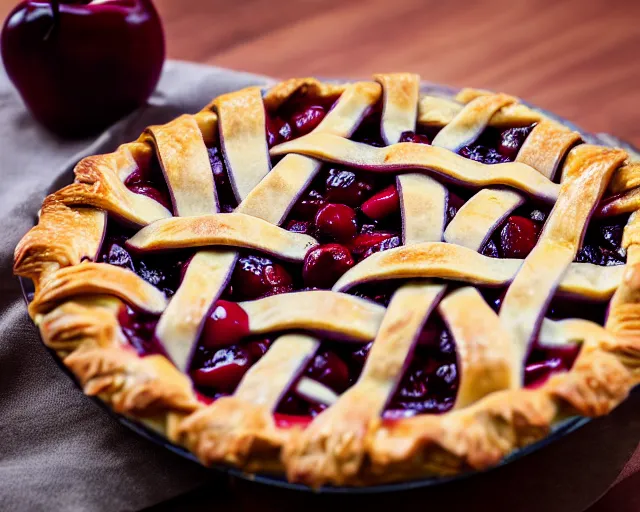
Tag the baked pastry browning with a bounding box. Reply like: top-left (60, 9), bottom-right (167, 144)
top-left (14, 74), bottom-right (640, 488)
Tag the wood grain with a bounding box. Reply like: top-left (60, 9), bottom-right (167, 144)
top-left (0, 0), bottom-right (638, 145)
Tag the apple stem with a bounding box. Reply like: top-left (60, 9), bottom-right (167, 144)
top-left (50, 0), bottom-right (60, 23)
top-left (43, 0), bottom-right (61, 40)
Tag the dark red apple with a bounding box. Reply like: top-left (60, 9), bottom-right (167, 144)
top-left (1, 0), bottom-right (165, 137)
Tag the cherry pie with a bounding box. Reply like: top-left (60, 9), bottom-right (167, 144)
top-left (14, 74), bottom-right (640, 487)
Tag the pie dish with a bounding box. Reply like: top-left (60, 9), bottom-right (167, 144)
top-left (14, 73), bottom-right (640, 488)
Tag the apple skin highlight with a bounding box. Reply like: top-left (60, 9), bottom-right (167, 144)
top-left (1, 0), bottom-right (165, 137)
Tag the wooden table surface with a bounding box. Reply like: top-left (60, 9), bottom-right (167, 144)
top-left (1, 0), bottom-right (639, 146)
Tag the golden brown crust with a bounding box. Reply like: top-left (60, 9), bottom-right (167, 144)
top-left (14, 200), bottom-right (106, 285)
top-left (498, 145), bottom-right (627, 370)
top-left (262, 78), bottom-right (346, 111)
top-left (368, 335), bottom-right (638, 481)
top-left (240, 291), bottom-right (385, 342)
top-left (285, 283), bottom-right (446, 485)
top-left (155, 249), bottom-right (237, 372)
top-left (57, 142), bottom-right (172, 226)
top-left (516, 120), bottom-right (581, 179)
top-left (375, 73), bottom-right (420, 144)
top-left (126, 213), bottom-right (317, 260)
top-left (212, 87), bottom-right (271, 202)
top-left (332, 242), bottom-right (623, 299)
top-left (548, 349), bottom-right (632, 417)
top-left (37, 297), bottom-right (201, 417)
top-left (271, 133), bottom-right (561, 203)
top-left (605, 214), bottom-right (640, 375)
top-left (144, 115), bottom-right (216, 216)
top-left (237, 81), bottom-right (381, 225)
top-left (397, 174), bottom-right (447, 244)
top-left (66, 348), bottom-right (200, 415)
top-left (440, 288), bottom-right (518, 409)
top-left (417, 93), bottom-right (543, 128)
top-left (432, 93), bottom-right (516, 150)
top-left (13, 75), bottom-right (640, 488)
top-left (443, 188), bottom-right (523, 250)
top-left (609, 162), bottom-right (640, 195)
top-left (30, 262), bottom-right (168, 316)
top-left (175, 397), bottom-right (285, 470)
top-left (37, 297), bottom-right (126, 352)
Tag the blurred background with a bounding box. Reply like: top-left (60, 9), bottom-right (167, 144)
top-left (0, 0), bottom-right (638, 144)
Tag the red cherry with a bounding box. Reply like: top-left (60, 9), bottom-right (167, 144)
top-left (266, 114), bottom-right (292, 147)
top-left (305, 351), bottom-right (350, 392)
top-left (524, 345), bottom-right (581, 388)
top-left (499, 215), bottom-right (542, 259)
top-left (303, 244), bottom-right (354, 289)
top-left (117, 305), bottom-right (161, 356)
top-left (246, 338), bottom-right (272, 361)
top-left (416, 317), bottom-right (441, 346)
top-left (314, 203), bottom-right (357, 242)
top-left (498, 126), bottom-right (534, 160)
top-left (324, 168), bottom-right (377, 207)
top-left (285, 220), bottom-right (317, 238)
top-left (274, 413), bottom-right (313, 429)
top-left (124, 166), bottom-right (152, 187)
top-left (128, 184), bottom-right (172, 211)
top-left (231, 254), bottom-right (294, 300)
top-left (291, 105), bottom-right (326, 136)
top-left (191, 346), bottom-right (251, 391)
top-left (1, 0), bottom-right (165, 137)
top-left (349, 232), bottom-right (395, 252)
top-left (291, 189), bottom-right (326, 221)
top-left (399, 131), bottom-right (431, 145)
top-left (361, 185), bottom-right (400, 220)
top-left (349, 232), bottom-right (400, 260)
top-left (201, 300), bottom-right (249, 348)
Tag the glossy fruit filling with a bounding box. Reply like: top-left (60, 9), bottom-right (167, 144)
top-left (106, 91), bottom-right (628, 421)
top-left (99, 228), bottom-right (189, 297)
top-left (124, 156), bottom-right (172, 212)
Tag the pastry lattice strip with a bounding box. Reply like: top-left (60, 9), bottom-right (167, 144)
top-left (15, 73), bottom-right (640, 489)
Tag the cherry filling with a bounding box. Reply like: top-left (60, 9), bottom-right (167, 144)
top-left (104, 93), bottom-right (628, 422)
top-left (117, 305), bottom-right (163, 356)
top-left (201, 300), bottom-right (250, 348)
top-left (524, 344), bottom-right (582, 388)
top-left (228, 253), bottom-right (297, 300)
top-left (98, 226), bottom-right (190, 298)
top-left (190, 337), bottom-right (272, 395)
top-left (266, 92), bottom-right (338, 148)
top-left (385, 315), bottom-right (459, 416)
top-left (458, 125), bottom-right (534, 164)
top-left (576, 217), bottom-right (628, 266)
top-left (208, 145), bottom-right (238, 212)
top-left (123, 154), bottom-right (172, 212)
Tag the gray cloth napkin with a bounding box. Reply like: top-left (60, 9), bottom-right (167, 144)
top-left (0, 60), bottom-right (272, 512)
